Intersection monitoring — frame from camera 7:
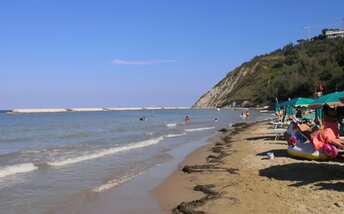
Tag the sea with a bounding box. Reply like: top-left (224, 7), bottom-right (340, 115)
top-left (0, 109), bottom-right (272, 213)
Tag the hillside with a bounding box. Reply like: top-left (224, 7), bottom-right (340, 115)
top-left (193, 36), bottom-right (344, 108)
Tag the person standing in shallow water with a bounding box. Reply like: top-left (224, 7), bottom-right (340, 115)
top-left (185, 116), bottom-right (190, 125)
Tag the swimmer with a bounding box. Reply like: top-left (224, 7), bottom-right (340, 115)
top-left (185, 116), bottom-right (190, 124)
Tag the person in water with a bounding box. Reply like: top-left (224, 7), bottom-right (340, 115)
top-left (246, 111), bottom-right (250, 118)
top-left (185, 116), bottom-right (190, 124)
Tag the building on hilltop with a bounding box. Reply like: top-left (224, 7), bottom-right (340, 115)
top-left (324, 29), bottom-right (344, 39)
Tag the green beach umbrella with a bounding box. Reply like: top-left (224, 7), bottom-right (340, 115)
top-left (315, 108), bottom-right (323, 120)
top-left (275, 98), bottom-right (281, 114)
top-left (309, 91), bottom-right (344, 109)
top-left (302, 113), bottom-right (315, 120)
top-left (286, 105), bottom-right (295, 117)
top-left (279, 97), bottom-right (314, 107)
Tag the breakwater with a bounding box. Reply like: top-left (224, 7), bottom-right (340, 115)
top-left (10, 107), bottom-right (190, 114)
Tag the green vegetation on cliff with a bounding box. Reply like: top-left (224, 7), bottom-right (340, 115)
top-left (195, 36), bottom-right (344, 108)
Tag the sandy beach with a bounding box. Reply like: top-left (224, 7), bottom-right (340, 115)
top-left (154, 121), bottom-right (344, 213)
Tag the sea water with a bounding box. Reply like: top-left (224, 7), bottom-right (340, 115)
top-left (0, 109), bottom-right (272, 213)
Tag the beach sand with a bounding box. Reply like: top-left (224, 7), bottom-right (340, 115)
top-left (154, 121), bottom-right (344, 213)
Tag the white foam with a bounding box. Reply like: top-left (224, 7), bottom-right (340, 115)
top-left (0, 163), bottom-right (38, 179)
top-left (165, 132), bottom-right (187, 138)
top-left (46, 137), bottom-right (164, 167)
top-left (91, 170), bottom-right (148, 193)
top-left (185, 127), bottom-right (215, 132)
top-left (166, 123), bottom-right (177, 128)
top-left (91, 175), bottom-right (132, 192)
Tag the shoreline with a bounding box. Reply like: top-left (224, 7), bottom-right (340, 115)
top-left (152, 122), bottom-right (250, 213)
top-left (154, 121), bottom-right (344, 213)
top-left (153, 133), bottom-right (222, 213)
top-left (65, 128), bottom-right (218, 214)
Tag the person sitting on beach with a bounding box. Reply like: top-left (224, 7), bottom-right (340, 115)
top-left (311, 128), bottom-right (344, 152)
top-left (337, 106), bottom-right (344, 137)
top-left (322, 104), bottom-right (339, 138)
top-left (295, 107), bottom-right (302, 120)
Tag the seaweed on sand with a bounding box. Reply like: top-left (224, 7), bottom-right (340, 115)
top-left (172, 185), bottom-right (221, 214)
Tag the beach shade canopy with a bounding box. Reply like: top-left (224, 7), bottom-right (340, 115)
top-left (302, 113), bottom-right (315, 120)
top-left (286, 105), bottom-right (295, 117)
top-left (308, 91), bottom-right (344, 109)
top-left (275, 98), bottom-right (281, 114)
top-left (279, 97), bottom-right (314, 107)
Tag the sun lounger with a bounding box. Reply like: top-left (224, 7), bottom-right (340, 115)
top-left (271, 121), bottom-right (285, 129)
top-left (271, 128), bottom-right (286, 140)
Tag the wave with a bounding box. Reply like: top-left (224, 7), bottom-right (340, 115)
top-left (166, 123), bottom-right (177, 128)
top-left (90, 171), bottom-right (145, 193)
top-left (185, 127), bottom-right (215, 132)
top-left (165, 132), bottom-right (187, 138)
top-left (45, 136), bottom-right (164, 167)
top-left (0, 163), bottom-right (38, 179)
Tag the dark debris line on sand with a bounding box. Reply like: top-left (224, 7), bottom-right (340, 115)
top-left (172, 185), bottom-right (221, 214)
top-left (172, 123), bottom-right (250, 214)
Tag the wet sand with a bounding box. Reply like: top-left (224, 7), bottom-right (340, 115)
top-left (154, 121), bottom-right (344, 213)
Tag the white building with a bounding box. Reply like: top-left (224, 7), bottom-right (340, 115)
top-left (325, 29), bottom-right (344, 39)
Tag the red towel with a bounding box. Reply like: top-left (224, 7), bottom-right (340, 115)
top-left (310, 128), bottom-right (337, 151)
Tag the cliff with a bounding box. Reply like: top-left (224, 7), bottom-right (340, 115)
top-left (194, 37), bottom-right (344, 108)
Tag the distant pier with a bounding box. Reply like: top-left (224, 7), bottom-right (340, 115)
top-left (9, 107), bottom-right (190, 114)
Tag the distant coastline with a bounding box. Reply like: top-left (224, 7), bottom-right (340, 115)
top-left (7, 107), bottom-right (191, 114)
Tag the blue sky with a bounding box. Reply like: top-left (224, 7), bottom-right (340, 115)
top-left (1, 0), bottom-right (343, 109)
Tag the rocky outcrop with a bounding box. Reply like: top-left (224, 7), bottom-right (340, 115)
top-left (193, 62), bottom-right (260, 108)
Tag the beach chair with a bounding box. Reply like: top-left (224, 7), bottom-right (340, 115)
top-left (270, 120), bottom-right (289, 140)
top-left (271, 127), bottom-right (286, 140)
top-left (270, 116), bottom-right (289, 129)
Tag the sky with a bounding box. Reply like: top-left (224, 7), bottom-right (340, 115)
top-left (1, 0), bottom-right (343, 109)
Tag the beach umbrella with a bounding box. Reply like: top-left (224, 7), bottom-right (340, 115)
top-left (281, 98), bottom-right (295, 118)
top-left (279, 97), bottom-right (314, 107)
top-left (308, 91), bottom-right (344, 109)
top-left (286, 105), bottom-right (295, 118)
top-left (275, 98), bottom-right (281, 114)
top-left (315, 108), bottom-right (323, 120)
top-left (302, 113), bottom-right (315, 120)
